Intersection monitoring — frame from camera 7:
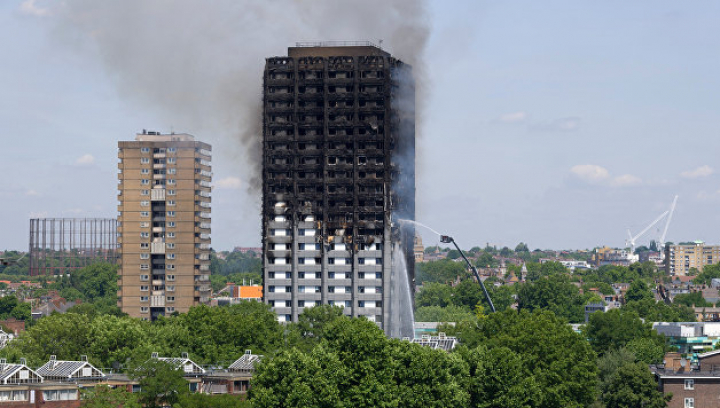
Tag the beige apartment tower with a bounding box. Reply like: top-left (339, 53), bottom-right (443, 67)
top-left (118, 131), bottom-right (212, 320)
top-left (665, 241), bottom-right (720, 276)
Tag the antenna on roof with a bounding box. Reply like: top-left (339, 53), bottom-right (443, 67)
top-left (49, 355), bottom-right (56, 361)
top-left (81, 355), bottom-right (88, 362)
top-left (151, 352), bottom-right (158, 359)
top-left (19, 358), bottom-right (26, 366)
top-left (378, 39), bottom-right (383, 49)
top-left (181, 352), bottom-right (188, 359)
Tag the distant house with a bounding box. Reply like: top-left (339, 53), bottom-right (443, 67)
top-left (652, 350), bottom-right (720, 408)
top-left (198, 350), bottom-right (263, 395)
top-left (152, 352), bottom-right (205, 376)
top-left (35, 355), bottom-right (105, 383)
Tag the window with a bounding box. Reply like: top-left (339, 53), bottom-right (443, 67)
top-left (167, 275), bottom-right (175, 281)
top-left (140, 211), bottom-right (149, 217)
top-left (168, 179), bottom-right (176, 185)
top-left (141, 189), bottom-right (150, 196)
top-left (167, 211), bottom-right (176, 217)
top-left (43, 389), bottom-right (77, 401)
top-left (140, 243), bottom-right (149, 249)
top-left (140, 232), bottom-right (149, 238)
top-left (167, 200), bottom-right (176, 206)
top-left (140, 200), bottom-right (149, 206)
top-left (685, 398), bottom-right (694, 408)
top-left (140, 307), bottom-right (149, 313)
top-left (141, 168), bottom-right (150, 174)
top-left (167, 296), bottom-right (175, 302)
top-left (167, 253), bottom-right (176, 259)
top-left (168, 157), bottom-right (176, 164)
top-left (166, 307), bottom-right (175, 313)
top-left (140, 296), bottom-right (149, 302)
top-left (140, 286), bottom-right (149, 291)
top-left (168, 232), bottom-right (176, 238)
top-left (167, 264), bottom-right (175, 270)
top-left (168, 168), bottom-right (176, 174)
top-left (168, 189), bottom-right (176, 195)
top-left (685, 379), bottom-right (694, 390)
top-left (140, 222), bottom-right (149, 228)
top-left (167, 243), bottom-right (175, 249)
top-left (141, 147), bottom-right (150, 153)
top-left (140, 275), bottom-right (149, 281)
top-left (166, 285), bottom-right (175, 291)
top-left (140, 264), bottom-right (149, 270)
top-left (168, 147), bottom-right (177, 153)
top-left (141, 157), bottom-right (150, 164)
top-left (168, 222), bottom-right (176, 227)
top-left (140, 253), bottom-right (149, 259)
top-left (141, 179), bottom-right (150, 185)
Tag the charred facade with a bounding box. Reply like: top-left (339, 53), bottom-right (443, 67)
top-left (262, 42), bottom-right (415, 334)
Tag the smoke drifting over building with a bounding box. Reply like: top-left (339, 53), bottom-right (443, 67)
top-left (44, 0), bottom-right (429, 192)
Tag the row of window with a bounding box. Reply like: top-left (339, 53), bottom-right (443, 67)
top-left (141, 189), bottom-right (177, 196)
top-left (140, 274), bottom-right (176, 281)
top-left (140, 253), bottom-right (175, 259)
top-left (140, 306), bottom-right (175, 313)
top-left (140, 200), bottom-right (176, 206)
top-left (268, 272), bottom-right (381, 280)
top-left (268, 286), bottom-right (382, 294)
top-left (140, 285), bottom-right (175, 291)
top-left (141, 179), bottom-right (178, 185)
top-left (140, 296), bottom-right (175, 302)
top-left (140, 147), bottom-right (179, 153)
top-left (269, 257), bottom-right (382, 265)
top-left (140, 166), bottom-right (177, 173)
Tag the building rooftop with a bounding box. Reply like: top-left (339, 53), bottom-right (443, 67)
top-left (35, 356), bottom-right (104, 380)
top-left (135, 130), bottom-right (195, 142)
top-left (288, 41), bottom-right (390, 58)
top-left (228, 350), bottom-right (263, 373)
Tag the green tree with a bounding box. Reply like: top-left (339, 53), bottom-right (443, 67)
top-left (515, 242), bottom-right (529, 252)
top-left (415, 305), bottom-right (476, 322)
top-left (583, 309), bottom-right (665, 356)
top-left (517, 274), bottom-right (587, 322)
top-left (175, 393), bottom-right (253, 407)
top-left (415, 282), bottom-right (454, 307)
top-left (602, 362), bottom-right (671, 408)
top-left (694, 263), bottom-right (720, 285)
top-left (288, 305), bottom-right (347, 352)
top-left (674, 291), bottom-right (712, 307)
top-left (415, 259), bottom-right (467, 284)
top-left (446, 310), bottom-right (598, 408)
top-left (81, 385), bottom-right (141, 408)
top-left (625, 337), bottom-right (665, 364)
top-left (129, 359), bottom-right (189, 408)
top-left (459, 345), bottom-right (541, 408)
top-left (625, 280), bottom-right (654, 303)
top-left (623, 298), bottom-right (695, 322)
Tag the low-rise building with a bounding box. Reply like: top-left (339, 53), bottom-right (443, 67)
top-left (652, 351), bottom-right (720, 408)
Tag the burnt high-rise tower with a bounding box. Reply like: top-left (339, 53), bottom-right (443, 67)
top-left (262, 42), bottom-right (415, 335)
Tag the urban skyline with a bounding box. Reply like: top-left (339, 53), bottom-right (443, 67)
top-left (2, 1), bottom-right (720, 252)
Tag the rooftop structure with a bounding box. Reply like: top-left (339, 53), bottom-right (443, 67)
top-left (151, 352), bottom-right (205, 375)
top-left (35, 356), bottom-right (104, 382)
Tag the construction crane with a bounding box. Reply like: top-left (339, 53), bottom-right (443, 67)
top-left (626, 211), bottom-right (669, 253)
top-left (659, 195), bottom-right (679, 250)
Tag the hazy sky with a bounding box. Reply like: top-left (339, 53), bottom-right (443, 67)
top-left (2, 1), bottom-right (719, 251)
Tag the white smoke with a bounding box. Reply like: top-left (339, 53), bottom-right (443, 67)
top-left (42, 0), bottom-right (430, 190)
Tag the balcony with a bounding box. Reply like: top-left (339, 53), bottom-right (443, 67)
top-left (151, 296), bottom-right (165, 307)
top-left (151, 242), bottom-right (166, 254)
top-left (151, 189), bottom-right (166, 201)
